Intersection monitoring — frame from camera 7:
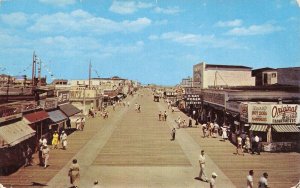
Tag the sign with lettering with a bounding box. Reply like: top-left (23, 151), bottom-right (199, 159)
top-left (271, 104), bottom-right (299, 124)
top-left (0, 105), bottom-right (22, 123)
top-left (240, 103), bottom-right (248, 121)
top-left (39, 98), bottom-right (58, 110)
top-left (226, 101), bottom-right (240, 113)
top-left (184, 94), bottom-right (201, 105)
top-left (21, 101), bottom-right (38, 112)
top-left (202, 91), bottom-right (226, 107)
top-left (248, 104), bottom-right (299, 124)
top-left (57, 91), bottom-right (70, 105)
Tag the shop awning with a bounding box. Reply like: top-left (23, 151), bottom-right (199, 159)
top-left (273, 124), bottom-right (300, 133)
top-left (23, 110), bottom-right (49, 124)
top-left (0, 121), bottom-right (36, 148)
top-left (48, 110), bottom-right (67, 123)
top-left (59, 104), bottom-right (81, 117)
top-left (249, 124), bottom-right (268, 132)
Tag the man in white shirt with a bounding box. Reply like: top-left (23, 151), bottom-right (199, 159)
top-left (198, 150), bottom-right (208, 182)
top-left (247, 170), bottom-right (254, 188)
top-left (258, 172), bottom-right (269, 188)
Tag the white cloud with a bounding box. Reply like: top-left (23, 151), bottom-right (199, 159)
top-left (27, 10), bottom-right (151, 34)
top-left (154, 6), bottom-right (182, 14)
top-left (151, 32), bottom-right (243, 49)
top-left (109, 1), bottom-right (153, 14)
top-left (0, 12), bottom-right (28, 26)
top-left (39, 0), bottom-right (76, 7)
top-left (226, 23), bottom-right (282, 36)
top-left (215, 19), bottom-right (243, 27)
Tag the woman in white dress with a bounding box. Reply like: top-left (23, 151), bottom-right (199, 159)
top-left (221, 126), bottom-right (228, 141)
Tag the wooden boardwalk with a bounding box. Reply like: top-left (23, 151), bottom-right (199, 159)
top-left (0, 89), bottom-right (299, 188)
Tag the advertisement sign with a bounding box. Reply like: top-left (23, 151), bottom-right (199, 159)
top-left (21, 101), bottom-right (38, 112)
top-left (184, 94), bottom-right (201, 105)
top-left (202, 91), bottom-right (226, 107)
top-left (248, 104), bottom-right (271, 123)
top-left (39, 98), bottom-right (58, 110)
top-left (226, 101), bottom-right (240, 112)
top-left (248, 104), bottom-right (299, 124)
top-left (0, 105), bottom-right (22, 123)
top-left (271, 104), bottom-right (299, 124)
top-left (57, 91), bottom-right (70, 105)
top-left (240, 103), bottom-right (248, 121)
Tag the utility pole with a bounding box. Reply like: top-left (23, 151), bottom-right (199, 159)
top-left (37, 59), bottom-right (41, 86)
top-left (89, 60), bottom-right (91, 89)
top-left (32, 51), bottom-right (36, 87)
top-left (6, 75), bottom-right (10, 102)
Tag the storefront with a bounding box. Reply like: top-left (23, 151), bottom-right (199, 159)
top-left (59, 103), bottom-right (81, 128)
top-left (0, 119), bottom-right (36, 173)
top-left (246, 103), bottom-right (300, 152)
top-left (23, 110), bottom-right (49, 148)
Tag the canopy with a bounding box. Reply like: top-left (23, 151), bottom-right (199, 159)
top-left (23, 110), bottom-right (49, 124)
top-left (249, 124), bottom-right (268, 132)
top-left (48, 110), bottom-right (67, 123)
top-left (0, 121), bottom-right (36, 148)
top-left (59, 104), bottom-right (81, 117)
top-left (272, 124), bottom-right (300, 133)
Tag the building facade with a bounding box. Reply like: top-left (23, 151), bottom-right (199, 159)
top-left (193, 62), bottom-right (255, 89)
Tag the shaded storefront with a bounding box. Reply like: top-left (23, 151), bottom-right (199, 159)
top-left (59, 103), bottom-right (81, 128)
top-left (0, 120), bottom-right (36, 174)
top-left (246, 103), bottom-right (300, 152)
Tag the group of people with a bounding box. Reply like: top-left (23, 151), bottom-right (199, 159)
top-left (35, 131), bottom-right (68, 169)
top-left (158, 111), bottom-right (168, 121)
top-left (75, 117), bottom-right (86, 131)
top-left (198, 150), bottom-right (270, 188)
top-left (201, 122), bottom-right (220, 138)
top-left (135, 103), bottom-right (141, 113)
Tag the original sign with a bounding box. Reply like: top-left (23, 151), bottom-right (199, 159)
top-left (248, 104), bottom-right (299, 124)
top-left (21, 101), bottom-right (38, 112)
top-left (271, 104), bottom-right (299, 124)
top-left (240, 103), bottom-right (248, 121)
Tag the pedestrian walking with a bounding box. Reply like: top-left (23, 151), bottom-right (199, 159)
top-left (236, 135), bottom-right (244, 156)
top-left (158, 111), bottom-right (162, 121)
top-left (60, 131), bottom-right (68, 150)
top-left (198, 150), bottom-right (208, 182)
top-left (113, 103), bottom-right (116, 111)
top-left (170, 128), bottom-right (176, 141)
top-left (221, 126), bottom-right (228, 141)
top-left (164, 111), bottom-right (167, 121)
top-left (246, 170), bottom-right (254, 188)
top-left (80, 117), bottom-right (85, 131)
top-left (171, 106), bottom-right (175, 113)
top-left (252, 135), bottom-right (260, 155)
top-left (127, 101), bottom-right (130, 107)
top-left (52, 131), bottom-right (59, 149)
top-left (69, 159), bottom-right (80, 188)
top-left (75, 118), bottom-right (81, 130)
top-left (41, 145), bottom-right (50, 168)
top-left (24, 144), bottom-right (33, 167)
top-left (244, 135), bottom-right (251, 153)
top-left (210, 172), bottom-right (218, 188)
top-left (202, 123), bottom-right (207, 138)
top-left (137, 105), bottom-right (141, 113)
top-left (258, 172), bottom-right (269, 188)
top-left (188, 118), bottom-right (192, 127)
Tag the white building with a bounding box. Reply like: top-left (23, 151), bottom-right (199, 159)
top-left (193, 62), bottom-right (255, 89)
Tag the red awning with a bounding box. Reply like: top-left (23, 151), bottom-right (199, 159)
top-left (23, 110), bottom-right (49, 124)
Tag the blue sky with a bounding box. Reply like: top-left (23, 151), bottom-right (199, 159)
top-left (0, 0), bottom-right (299, 85)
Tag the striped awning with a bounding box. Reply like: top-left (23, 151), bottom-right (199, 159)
top-left (249, 124), bottom-right (268, 132)
top-left (273, 124), bottom-right (300, 133)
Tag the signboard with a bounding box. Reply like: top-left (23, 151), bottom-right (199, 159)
top-left (57, 91), bottom-right (70, 105)
top-left (240, 103), bottom-right (248, 121)
top-left (21, 101), bottom-right (38, 112)
top-left (39, 98), bottom-right (58, 110)
top-left (184, 94), bottom-right (201, 105)
top-left (202, 91), bottom-right (226, 107)
top-left (271, 104), bottom-right (299, 124)
top-left (248, 104), bottom-right (299, 124)
top-left (0, 105), bottom-right (22, 123)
